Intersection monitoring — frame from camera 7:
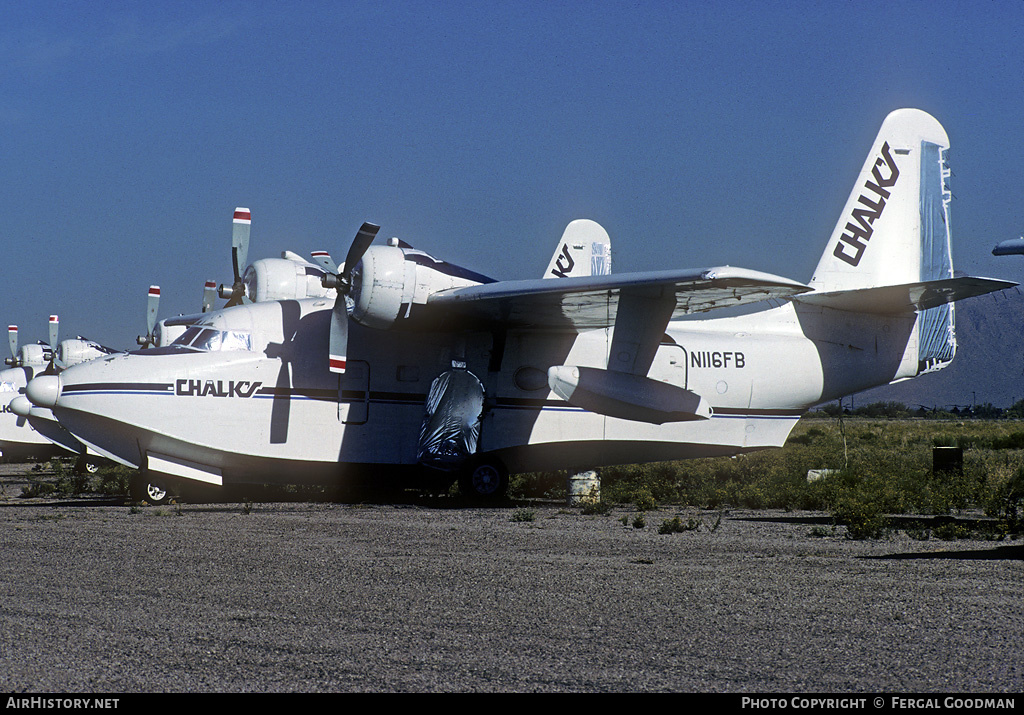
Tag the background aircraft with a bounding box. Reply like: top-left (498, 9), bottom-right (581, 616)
top-left (993, 237), bottom-right (1024, 256)
top-left (1, 316), bottom-right (118, 466)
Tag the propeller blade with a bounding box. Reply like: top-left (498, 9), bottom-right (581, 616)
top-left (326, 223), bottom-right (380, 374)
top-left (310, 251), bottom-right (338, 274)
top-left (328, 292), bottom-right (349, 374)
top-left (202, 280), bottom-right (217, 313)
top-left (8, 326), bottom-right (17, 361)
top-left (146, 286), bottom-right (160, 336)
top-left (341, 223), bottom-right (380, 286)
top-left (220, 207), bottom-right (252, 307)
top-left (232, 207), bottom-right (251, 285)
top-left (48, 315), bottom-right (59, 349)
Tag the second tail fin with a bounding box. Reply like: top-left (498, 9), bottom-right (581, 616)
top-left (543, 219), bottom-right (611, 279)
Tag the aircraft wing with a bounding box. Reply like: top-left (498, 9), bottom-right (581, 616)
top-left (424, 266), bottom-right (812, 331)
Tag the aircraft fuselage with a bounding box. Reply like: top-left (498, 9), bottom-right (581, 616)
top-left (44, 296), bottom-right (916, 488)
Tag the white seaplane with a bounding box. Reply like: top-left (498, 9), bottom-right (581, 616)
top-left (25, 109), bottom-right (1015, 502)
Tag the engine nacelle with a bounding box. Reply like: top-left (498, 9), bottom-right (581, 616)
top-left (16, 344), bottom-right (49, 368)
top-left (243, 255), bottom-right (337, 303)
top-left (153, 319), bottom-right (182, 347)
top-left (349, 245), bottom-right (489, 330)
top-left (56, 339), bottom-right (115, 369)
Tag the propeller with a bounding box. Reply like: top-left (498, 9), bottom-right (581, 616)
top-left (5, 321), bottom-right (56, 369)
top-left (320, 222), bottom-right (380, 374)
top-left (218, 207), bottom-right (251, 307)
top-left (44, 315), bottom-right (59, 372)
top-left (309, 250), bottom-right (338, 274)
top-left (48, 316), bottom-right (58, 354)
top-left (137, 286), bottom-right (161, 348)
top-left (202, 280), bottom-right (218, 313)
top-left (6, 325), bottom-right (17, 366)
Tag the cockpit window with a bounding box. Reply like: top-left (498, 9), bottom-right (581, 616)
top-left (173, 326), bottom-right (204, 346)
top-left (170, 327), bottom-right (253, 353)
top-left (220, 330), bottom-right (252, 352)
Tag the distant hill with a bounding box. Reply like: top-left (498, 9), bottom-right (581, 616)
top-left (843, 286), bottom-right (1024, 409)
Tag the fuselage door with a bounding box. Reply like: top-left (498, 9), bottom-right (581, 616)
top-left (649, 342), bottom-right (688, 389)
top-left (339, 359), bottom-right (369, 424)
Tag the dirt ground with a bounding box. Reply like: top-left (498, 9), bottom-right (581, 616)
top-left (0, 461), bottom-right (1020, 693)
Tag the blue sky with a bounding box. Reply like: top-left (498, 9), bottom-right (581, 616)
top-left (3, 0), bottom-right (1024, 348)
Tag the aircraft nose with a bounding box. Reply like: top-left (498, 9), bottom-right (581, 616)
top-left (9, 395), bottom-right (32, 417)
top-left (26, 375), bottom-right (62, 409)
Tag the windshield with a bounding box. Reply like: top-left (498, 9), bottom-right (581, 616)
top-left (170, 327), bottom-right (253, 353)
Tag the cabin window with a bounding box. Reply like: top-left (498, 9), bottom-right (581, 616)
top-left (170, 327), bottom-right (252, 353)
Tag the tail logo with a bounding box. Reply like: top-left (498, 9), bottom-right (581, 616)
top-left (550, 244), bottom-right (576, 278)
top-left (832, 142), bottom-right (901, 267)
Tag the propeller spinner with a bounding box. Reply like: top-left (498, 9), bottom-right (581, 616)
top-left (321, 222), bottom-right (380, 374)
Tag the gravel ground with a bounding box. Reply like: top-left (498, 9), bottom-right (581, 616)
top-left (0, 464), bottom-right (1020, 693)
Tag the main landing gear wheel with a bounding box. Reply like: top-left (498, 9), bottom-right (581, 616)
top-left (130, 473), bottom-right (173, 506)
top-left (458, 458), bottom-right (509, 501)
top-left (73, 456), bottom-right (99, 475)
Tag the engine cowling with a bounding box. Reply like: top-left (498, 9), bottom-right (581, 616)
top-left (349, 245), bottom-right (488, 330)
top-left (56, 340), bottom-right (115, 369)
top-left (243, 256), bottom-right (337, 303)
top-left (17, 344), bottom-right (49, 368)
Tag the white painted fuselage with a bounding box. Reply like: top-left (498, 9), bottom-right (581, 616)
top-left (0, 366), bottom-right (72, 461)
top-left (42, 294), bottom-right (916, 488)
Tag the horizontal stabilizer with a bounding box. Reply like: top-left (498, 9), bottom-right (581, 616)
top-left (795, 276), bottom-right (1016, 314)
top-left (427, 266), bottom-right (811, 331)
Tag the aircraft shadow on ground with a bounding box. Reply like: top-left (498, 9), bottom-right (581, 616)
top-left (731, 513), bottom-right (1023, 560)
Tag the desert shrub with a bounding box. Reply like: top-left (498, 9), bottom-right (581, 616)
top-left (510, 508), bottom-right (536, 522)
top-left (985, 464), bottom-right (1024, 534)
top-left (510, 470), bottom-right (567, 500)
top-left (510, 419), bottom-right (1024, 537)
top-left (658, 515), bottom-right (701, 534)
top-left (989, 431), bottom-right (1024, 450)
top-left (51, 459), bottom-right (93, 496)
top-left (832, 494), bottom-right (888, 539)
top-left (93, 465), bottom-right (133, 496)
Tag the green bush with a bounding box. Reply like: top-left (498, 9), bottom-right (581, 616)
top-left (507, 418), bottom-right (1024, 538)
top-left (985, 465), bottom-right (1024, 533)
top-left (832, 495), bottom-right (888, 540)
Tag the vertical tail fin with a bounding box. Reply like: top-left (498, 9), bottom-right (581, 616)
top-left (543, 219), bottom-right (612, 279)
top-left (808, 108), bottom-right (957, 375)
top-left (809, 108), bottom-right (953, 292)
